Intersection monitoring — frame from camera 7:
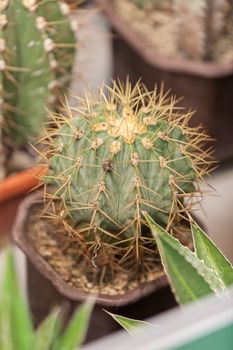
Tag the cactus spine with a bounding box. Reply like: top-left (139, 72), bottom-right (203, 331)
top-left (0, 0), bottom-right (75, 159)
top-left (40, 81), bottom-right (212, 280)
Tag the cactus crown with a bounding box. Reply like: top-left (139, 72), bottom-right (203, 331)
top-left (39, 81), bottom-right (213, 281)
top-left (0, 0), bottom-right (75, 147)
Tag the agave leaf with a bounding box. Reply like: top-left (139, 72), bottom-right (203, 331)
top-left (105, 310), bottom-right (155, 336)
top-left (34, 308), bottom-right (61, 350)
top-left (191, 222), bottom-right (233, 288)
top-left (0, 250), bottom-right (33, 350)
top-left (53, 301), bottom-right (93, 350)
top-left (143, 212), bottom-right (225, 304)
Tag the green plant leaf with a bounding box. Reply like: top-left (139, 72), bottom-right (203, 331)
top-left (143, 212), bottom-right (224, 304)
top-left (54, 301), bottom-right (94, 350)
top-left (191, 222), bottom-right (233, 287)
top-left (0, 279), bottom-right (13, 350)
top-left (34, 308), bottom-right (61, 350)
top-left (0, 250), bottom-right (33, 350)
top-left (105, 310), bottom-right (155, 336)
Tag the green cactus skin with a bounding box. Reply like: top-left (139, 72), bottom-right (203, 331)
top-left (41, 81), bottom-right (212, 278)
top-left (0, 0), bottom-right (75, 147)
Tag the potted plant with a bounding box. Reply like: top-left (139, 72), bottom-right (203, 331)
top-left (13, 80), bottom-right (213, 342)
top-left (0, 0), bottom-right (76, 237)
top-left (83, 214), bottom-right (233, 349)
top-left (93, 0), bottom-right (233, 160)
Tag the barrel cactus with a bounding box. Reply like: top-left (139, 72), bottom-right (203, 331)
top-left (0, 0), bottom-right (75, 153)
top-left (40, 81), bottom-right (212, 279)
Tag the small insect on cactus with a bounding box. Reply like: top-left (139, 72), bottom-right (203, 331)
top-left (0, 0), bottom-right (75, 162)
top-left (40, 80), bottom-right (213, 282)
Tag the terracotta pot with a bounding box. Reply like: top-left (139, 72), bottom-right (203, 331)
top-left (13, 192), bottom-right (176, 343)
top-left (94, 0), bottom-right (233, 160)
top-left (0, 166), bottom-right (46, 239)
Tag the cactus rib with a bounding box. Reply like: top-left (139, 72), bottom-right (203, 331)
top-left (39, 81), bottom-right (213, 280)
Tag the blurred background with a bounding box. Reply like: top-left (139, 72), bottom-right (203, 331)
top-left (1, 0), bottom-right (233, 316)
top-left (0, 1), bottom-right (233, 349)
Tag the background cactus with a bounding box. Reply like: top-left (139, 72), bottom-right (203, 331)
top-left (126, 0), bottom-right (232, 61)
top-left (175, 0), bottom-right (231, 60)
top-left (40, 81), bottom-right (212, 280)
top-left (0, 0), bottom-right (75, 175)
top-left (132, 0), bottom-right (172, 10)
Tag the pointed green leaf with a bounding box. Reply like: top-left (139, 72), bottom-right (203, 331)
top-left (54, 301), bottom-right (93, 350)
top-left (143, 212), bottom-right (224, 304)
top-left (105, 310), bottom-right (155, 336)
top-left (0, 250), bottom-right (33, 350)
top-left (191, 222), bottom-right (233, 287)
top-left (34, 308), bottom-right (61, 350)
top-left (0, 277), bottom-right (14, 350)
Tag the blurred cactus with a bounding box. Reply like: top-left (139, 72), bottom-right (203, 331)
top-left (133, 0), bottom-right (172, 10)
top-left (130, 0), bottom-right (232, 60)
top-left (39, 81), bottom-right (212, 279)
top-left (174, 0), bottom-right (231, 59)
top-left (0, 0), bottom-right (75, 156)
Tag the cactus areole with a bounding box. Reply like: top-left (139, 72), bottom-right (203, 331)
top-left (40, 81), bottom-right (212, 284)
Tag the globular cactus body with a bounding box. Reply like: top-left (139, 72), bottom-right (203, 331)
top-left (42, 82), bottom-right (212, 277)
top-left (0, 0), bottom-right (75, 146)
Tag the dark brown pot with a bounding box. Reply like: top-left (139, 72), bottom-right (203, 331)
top-left (94, 0), bottom-right (233, 160)
top-left (0, 195), bottom-right (25, 244)
top-left (13, 193), bottom-right (176, 343)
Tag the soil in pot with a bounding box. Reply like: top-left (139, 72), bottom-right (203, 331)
top-left (26, 201), bottom-right (192, 299)
top-left (27, 257), bottom-right (175, 342)
top-left (14, 194), bottom-right (195, 342)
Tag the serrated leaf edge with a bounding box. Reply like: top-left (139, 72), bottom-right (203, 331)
top-left (143, 212), bottom-right (226, 295)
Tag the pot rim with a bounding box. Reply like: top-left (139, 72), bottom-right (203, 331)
top-left (94, 0), bottom-right (233, 78)
top-left (0, 166), bottom-right (46, 204)
top-left (12, 192), bottom-right (168, 307)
